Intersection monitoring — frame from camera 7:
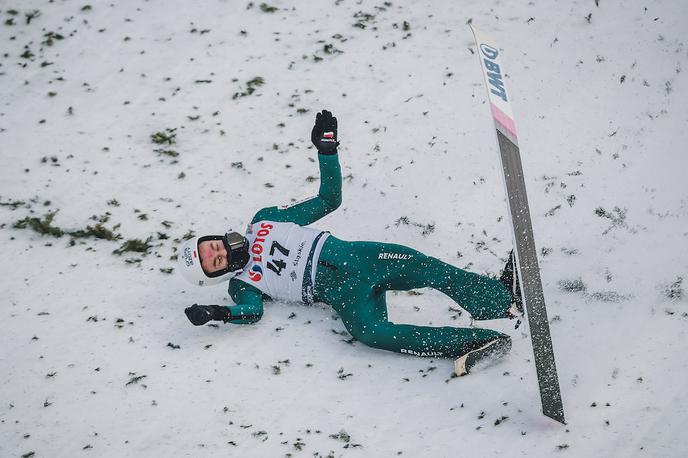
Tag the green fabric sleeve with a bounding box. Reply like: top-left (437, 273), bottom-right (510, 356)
top-left (251, 152), bottom-right (342, 225)
top-left (227, 278), bottom-right (264, 324)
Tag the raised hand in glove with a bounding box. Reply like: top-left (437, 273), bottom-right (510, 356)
top-left (184, 304), bottom-right (231, 326)
top-left (311, 109), bottom-right (339, 155)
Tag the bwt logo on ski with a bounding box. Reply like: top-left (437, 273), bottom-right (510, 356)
top-left (480, 43), bottom-right (508, 103)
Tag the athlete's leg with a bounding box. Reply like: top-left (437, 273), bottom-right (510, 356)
top-left (339, 240), bottom-right (511, 321)
top-left (330, 276), bottom-right (509, 360)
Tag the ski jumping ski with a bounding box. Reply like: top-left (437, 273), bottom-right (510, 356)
top-left (469, 24), bottom-right (566, 424)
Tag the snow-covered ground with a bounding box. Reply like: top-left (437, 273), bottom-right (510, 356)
top-left (1, 1), bottom-right (687, 456)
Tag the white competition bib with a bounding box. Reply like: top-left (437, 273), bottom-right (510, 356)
top-left (234, 221), bottom-right (329, 303)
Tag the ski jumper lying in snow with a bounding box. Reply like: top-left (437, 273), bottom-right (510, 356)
top-left (178, 110), bottom-right (523, 376)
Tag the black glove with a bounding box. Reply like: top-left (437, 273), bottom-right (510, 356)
top-left (184, 304), bottom-right (231, 326)
top-left (311, 109), bottom-right (339, 155)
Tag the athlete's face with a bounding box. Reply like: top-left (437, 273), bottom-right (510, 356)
top-left (198, 239), bottom-right (228, 274)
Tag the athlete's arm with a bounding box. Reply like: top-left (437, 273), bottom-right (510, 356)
top-left (226, 277), bottom-right (264, 324)
top-left (251, 110), bottom-right (342, 226)
top-left (182, 279), bottom-right (264, 326)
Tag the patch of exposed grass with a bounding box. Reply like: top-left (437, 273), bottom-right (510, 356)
top-left (177, 230), bottom-right (195, 242)
top-left (70, 223), bottom-right (122, 241)
top-left (394, 216), bottom-right (435, 236)
top-left (42, 31), bottom-right (65, 46)
top-left (0, 199), bottom-right (25, 209)
top-left (588, 290), bottom-right (631, 302)
top-left (151, 128), bottom-right (177, 145)
top-left (232, 76), bottom-right (264, 99)
top-left (663, 276), bottom-right (684, 300)
top-left (14, 212), bottom-right (64, 237)
top-left (557, 278), bottom-right (587, 293)
top-left (352, 11), bottom-right (376, 29)
top-left (14, 211), bottom-right (122, 241)
top-left (155, 149), bottom-right (179, 158)
top-left (259, 3), bottom-right (277, 13)
top-left (594, 206), bottom-right (628, 234)
top-left (113, 237), bottom-right (153, 255)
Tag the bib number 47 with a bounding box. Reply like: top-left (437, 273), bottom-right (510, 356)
top-left (267, 241), bottom-right (290, 276)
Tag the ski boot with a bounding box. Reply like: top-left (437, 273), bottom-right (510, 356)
top-left (500, 250), bottom-right (524, 322)
top-left (454, 335), bottom-right (512, 376)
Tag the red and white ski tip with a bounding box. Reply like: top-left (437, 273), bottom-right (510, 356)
top-left (470, 26), bottom-right (519, 147)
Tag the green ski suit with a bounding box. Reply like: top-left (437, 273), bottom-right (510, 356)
top-left (225, 152), bottom-right (512, 360)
